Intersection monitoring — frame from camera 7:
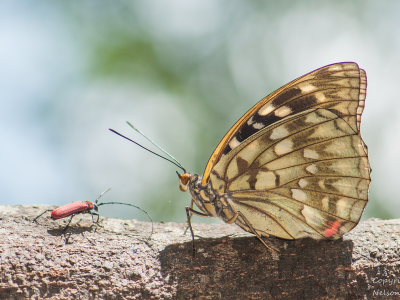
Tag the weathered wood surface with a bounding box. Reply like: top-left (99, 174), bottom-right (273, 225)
top-left (0, 205), bottom-right (400, 299)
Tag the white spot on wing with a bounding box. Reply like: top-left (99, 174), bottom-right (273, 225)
top-left (258, 103), bottom-right (275, 116)
top-left (274, 106), bottom-right (291, 117)
top-left (247, 115), bottom-right (255, 125)
top-left (292, 189), bottom-right (307, 201)
top-left (336, 198), bottom-right (347, 215)
top-left (275, 139), bottom-right (293, 155)
top-left (299, 179), bottom-right (307, 188)
top-left (314, 91), bottom-right (326, 102)
top-left (318, 180), bottom-right (325, 189)
top-left (229, 137), bottom-right (241, 150)
top-left (306, 164), bottom-right (318, 174)
top-left (304, 149), bottom-right (319, 159)
top-left (253, 122), bottom-right (265, 129)
top-left (270, 126), bottom-right (289, 140)
top-left (321, 197), bottom-right (329, 210)
top-left (301, 205), bottom-right (314, 222)
top-left (298, 82), bottom-right (316, 93)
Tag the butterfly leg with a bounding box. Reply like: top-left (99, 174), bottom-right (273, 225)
top-left (185, 206), bottom-right (210, 257)
top-left (226, 211), bottom-right (278, 253)
top-left (183, 198), bottom-right (195, 235)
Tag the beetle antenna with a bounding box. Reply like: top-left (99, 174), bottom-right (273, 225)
top-left (109, 127), bottom-right (186, 173)
top-left (97, 201), bottom-right (154, 236)
top-left (95, 188), bottom-right (112, 205)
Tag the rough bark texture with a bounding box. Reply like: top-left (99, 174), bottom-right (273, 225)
top-left (1, 205), bottom-right (400, 299)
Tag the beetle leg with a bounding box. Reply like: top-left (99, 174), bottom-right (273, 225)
top-left (91, 212), bottom-right (100, 224)
top-left (88, 211), bottom-right (103, 231)
top-left (32, 209), bottom-right (53, 223)
top-left (62, 214), bottom-right (77, 233)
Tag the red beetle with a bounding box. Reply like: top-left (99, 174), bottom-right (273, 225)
top-left (50, 201), bottom-right (95, 220)
top-left (33, 188), bottom-right (153, 235)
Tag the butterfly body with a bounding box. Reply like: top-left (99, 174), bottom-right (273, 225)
top-left (180, 172), bottom-right (280, 251)
top-left (184, 173), bottom-right (238, 223)
top-left (110, 62), bottom-right (371, 254)
top-left (179, 62), bottom-right (371, 252)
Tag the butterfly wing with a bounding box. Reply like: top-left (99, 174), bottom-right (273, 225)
top-left (203, 62), bottom-right (367, 185)
top-left (209, 108), bottom-right (371, 240)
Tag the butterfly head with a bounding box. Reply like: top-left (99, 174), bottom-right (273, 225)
top-left (177, 172), bottom-right (191, 192)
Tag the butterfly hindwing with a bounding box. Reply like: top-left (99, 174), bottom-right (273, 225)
top-left (203, 62), bottom-right (367, 185)
top-left (209, 108), bottom-right (370, 240)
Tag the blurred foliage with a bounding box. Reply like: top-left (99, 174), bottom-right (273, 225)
top-left (61, 0), bottom-right (386, 221)
top-left (3, 0), bottom-right (398, 223)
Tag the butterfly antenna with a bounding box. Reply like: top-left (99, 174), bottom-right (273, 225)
top-left (126, 122), bottom-right (184, 170)
top-left (109, 128), bottom-right (186, 173)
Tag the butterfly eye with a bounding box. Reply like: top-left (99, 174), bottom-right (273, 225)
top-left (178, 173), bottom-right (190, 192)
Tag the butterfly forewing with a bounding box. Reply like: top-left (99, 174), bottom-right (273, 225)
top-left (209, 108), bottom-right (370, 240)
top-left (203, 62), bottom-right (367, 185)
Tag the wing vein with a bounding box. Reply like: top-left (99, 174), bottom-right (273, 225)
top-left (232, 190), bottom-right (358, 224)
top-left (231, 195), bottom-right (327, 238)
top-left (229, 180), bottom-right (369, 201)
top-left (230, 200), bottom-right (296, 239)
top-left (226, 134), bottom-right (364, 186)
top-left (224, 113), bottom-right (343, 180)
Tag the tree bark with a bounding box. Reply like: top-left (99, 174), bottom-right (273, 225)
top-left (0, 205), bottom-right (399, 299)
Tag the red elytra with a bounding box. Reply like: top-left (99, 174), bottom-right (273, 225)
top-left (51, 201), bottom-right (95, 220)
top-left (324, 221), bottom-right (342, 238)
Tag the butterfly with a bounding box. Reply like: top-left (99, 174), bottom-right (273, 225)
top-left (111, 62), bottom-right (371, 254)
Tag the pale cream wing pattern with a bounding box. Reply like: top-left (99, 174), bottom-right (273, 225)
top-left (209, 108), bottom-right (371, 240)
top-left (203, 62), bottom-right (367, 185)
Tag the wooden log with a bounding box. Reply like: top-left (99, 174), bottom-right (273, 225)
top-left (0, 205), bottom-right (399, 299)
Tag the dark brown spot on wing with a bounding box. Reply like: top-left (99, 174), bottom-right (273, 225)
top-left (272, 87), bottom-right (302, 107)
top-left (247, 171), bottom-right (258, 190)
top-left (236, 156), bottom-right (249, 175)
top-left (223, 93), bottom-right (318, 156)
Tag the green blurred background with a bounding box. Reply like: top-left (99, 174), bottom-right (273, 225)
top-left (1, 1), bottom-right (399, 223)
